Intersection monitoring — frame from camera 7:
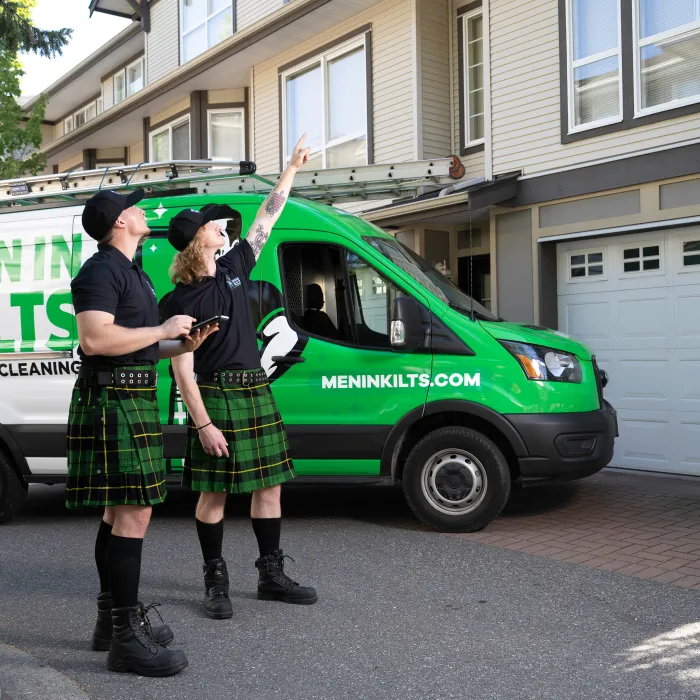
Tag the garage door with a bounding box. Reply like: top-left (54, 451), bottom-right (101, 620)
top-left (557, 227), bottom-right (700, 475)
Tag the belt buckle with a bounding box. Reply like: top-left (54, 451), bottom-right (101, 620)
top-left (242, 371), bottom-right (250, 387)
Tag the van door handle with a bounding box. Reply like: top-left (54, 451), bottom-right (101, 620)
top-left (272, 356), bottom-right (305, 364)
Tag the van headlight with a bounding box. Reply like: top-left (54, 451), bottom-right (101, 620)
top-left (500, 341), bottom-right (582, 383)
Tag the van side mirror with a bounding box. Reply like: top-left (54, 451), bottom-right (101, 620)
top-left (390, 296), bottom-right (426, 352)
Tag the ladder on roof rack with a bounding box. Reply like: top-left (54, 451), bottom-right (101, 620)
top-left (0, 157), bottom-right (463, 210)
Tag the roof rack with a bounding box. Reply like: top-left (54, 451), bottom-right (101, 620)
top-left (0, 157), bottom-right (463, 210)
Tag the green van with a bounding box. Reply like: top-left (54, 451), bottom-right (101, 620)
top-left (0, 166), bottom-right (617, 530)
top-left (138, 191), bottom-right (617, 532)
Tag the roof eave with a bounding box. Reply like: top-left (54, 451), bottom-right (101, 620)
top-left (22, 21), bottom-right (141, 113)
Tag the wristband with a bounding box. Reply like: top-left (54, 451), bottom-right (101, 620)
top-left (196, 421), bottom-right (212, 431)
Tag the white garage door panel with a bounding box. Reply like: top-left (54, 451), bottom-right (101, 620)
top-left (676, 286), bottom-right (700, 346)
top-left (557, 226), bottom-right (700, 476)
top-left (614, 411), bottom-right (700, 475)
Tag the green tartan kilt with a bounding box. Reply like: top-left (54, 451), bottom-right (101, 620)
top-left (184, 373), bottom-right (295, 494)
top-left (65, 370), bottom-right (166, 509)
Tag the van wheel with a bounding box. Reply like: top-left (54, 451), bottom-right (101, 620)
top-left (402, 427), bottom-right (510, 532)
top-left (0, 450), bottom-right (28, 524)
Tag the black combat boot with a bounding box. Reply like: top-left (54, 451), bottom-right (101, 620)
top-left (92, 593), bottom-right (174, 651)
top-left (255, 549), bottom-right (317, 605)
top-left (107, 606), bottom-right (188, 677)
top-left (203, 558), bottom-right (233, 619)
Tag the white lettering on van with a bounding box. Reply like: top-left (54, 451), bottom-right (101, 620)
top-left (320, 373), bottom-right (482, 389)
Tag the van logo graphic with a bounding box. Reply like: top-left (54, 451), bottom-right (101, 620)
top-left (226, 275), bottom-right (241, 289)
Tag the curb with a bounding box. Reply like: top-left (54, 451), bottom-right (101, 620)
top-left (0, 642), bottom-right (90, 700)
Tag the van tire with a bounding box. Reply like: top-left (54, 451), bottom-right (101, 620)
top-left (0, 450), bottom-right (28, 524)
top-left (402, 426), bottom-right (510, 532)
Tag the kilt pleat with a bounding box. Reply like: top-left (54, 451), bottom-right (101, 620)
top-left (65, 369), bottom-right (166, 509)
top-left (184, 374), bottom-right (295, 494)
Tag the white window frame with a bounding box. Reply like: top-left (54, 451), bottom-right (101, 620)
top-left (180, 0), bottom-right (234, 64)
top-left (620, 241), bottom-right (664, 275)
top-left (632, 0), bottom-right (700, 118)
top-left (280, 34), bottom-right (369, 169)
top-left (568, 248), bottom-right (607, 282)
top-left (461, 8), bottom-right (486, 148)
top-left (565, 0), bottom-right (624, 134)
top-left (149, 116), bottom-right (191, 162)
top-left (112, 56), bottom-right (146, 106)
top-left (207, 107), bottom-right (246, 161)
top-left (64, 97), bottom-right (101, 135)
top-left (681, 235), bottom-right (700, 268)
top-left (126, 56), bottom-right (146, 98)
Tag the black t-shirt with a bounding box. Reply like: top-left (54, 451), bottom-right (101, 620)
top-left (71, 244), bottom-right (160, 367)
top-left (165, 239), bottom-right (260, 373)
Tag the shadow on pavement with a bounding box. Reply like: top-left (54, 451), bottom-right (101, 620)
top-left (13, 478), bottom-right (585, 532)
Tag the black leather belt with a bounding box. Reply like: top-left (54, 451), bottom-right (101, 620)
top-left (196, 369), bottom-right (268, 387)
top-left (78, 366), bottom-right (158, 388)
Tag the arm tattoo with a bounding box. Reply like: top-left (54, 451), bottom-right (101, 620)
top-left (265, 189), bottom-right (287, 216)
top-left (250, 223), bottom-right (269, 257)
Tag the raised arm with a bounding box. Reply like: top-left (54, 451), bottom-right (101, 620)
top-left (247, 134), bottom-right (311, 260)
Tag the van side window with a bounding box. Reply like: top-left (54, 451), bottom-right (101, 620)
top-left (280, 243), bottom-right (401, 349)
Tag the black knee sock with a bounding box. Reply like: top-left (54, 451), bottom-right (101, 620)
top-left (196, 518), bottom-right (224, 563)
top-left (108, 535), bottom-right (143, 609)
top-left (95, 520), bottom-right (113, 594)
top-left (251, 517), bottom-right (281, 558)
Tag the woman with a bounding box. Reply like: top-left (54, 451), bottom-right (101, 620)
top-left (165, 136), bottom-right (316, 619)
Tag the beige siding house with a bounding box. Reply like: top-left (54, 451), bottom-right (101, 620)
top-left (17, 0), bottom-right (700, 474)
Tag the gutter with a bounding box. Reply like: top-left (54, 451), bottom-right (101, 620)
top-left (38, 0), bottom-right (334, 159)
top-left (22, 23), bottom-right (142, 112)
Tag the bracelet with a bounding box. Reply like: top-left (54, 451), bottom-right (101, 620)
top-left (196, 421), bottom-right (212, 431)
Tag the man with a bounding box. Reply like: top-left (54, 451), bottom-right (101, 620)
top-left (68, 188), bottom-right (215, 676)
top-left (166, 135), bottom-right (316, 620)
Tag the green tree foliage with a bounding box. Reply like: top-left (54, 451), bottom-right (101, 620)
top-left (0, 50), bottom-right (47, 178)
top-left (0, 0), bottom-right (71, 57)
top-left (0, 0), bottom-right (72, 179)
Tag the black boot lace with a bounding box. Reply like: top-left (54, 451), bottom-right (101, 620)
top-left (206, 562), bottom-right (229, 597)
top-left (132, 604), bottom-right (160, 653)
top-left (268, 554), bottom-right (299, 588)
top-left (137, 603), bottom-right (163, 640)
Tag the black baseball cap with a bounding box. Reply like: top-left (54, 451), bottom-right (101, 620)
top-left (81, 189), bottom-right (145, 240)
top-left (167, 204), bottom-right (223, 252)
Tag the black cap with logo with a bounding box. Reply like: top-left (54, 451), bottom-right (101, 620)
top-left (167, 204), bottom-right (223, 252)
top-left (81, 189), bottom-right (145, 240)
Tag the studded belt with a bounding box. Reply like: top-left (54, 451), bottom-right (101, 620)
top-left (196, 369), bottom-right (268, 387)
top-left (77, 366), bottom-right (158, 388)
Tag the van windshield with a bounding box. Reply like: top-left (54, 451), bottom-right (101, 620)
top-left (365, 236), bottom-right (500, 322)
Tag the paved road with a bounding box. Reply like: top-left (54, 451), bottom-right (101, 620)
top-left (1, 482), bottom-right (700, 700)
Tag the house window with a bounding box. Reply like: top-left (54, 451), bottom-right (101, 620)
top-left (569, 251), bottom-right (604, 278)
top-left (64, 98), bottom-right (101, 135)
top-left (566, 0), bottom-right (622, 131)
top-left (150, 117), bottom-right (191, 161)
top-left (683, 240), bottom-right (700, 267)
top-left (461, 10), bottom-right (485, 145)
top-left (635, 0), bottom-right (700, 115)
top-left (114, 72), bottom-right (126, 105)
top-left (181, 0), bottom-right (234, 64)
top-left (282, 35), bottom-right (368, 170)
top-left (622, 244), bottom-right (661, 272)
top-left (113, 57), bottom-right (145, 105)
top-left (207, 108), bottom-right (245, 161)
